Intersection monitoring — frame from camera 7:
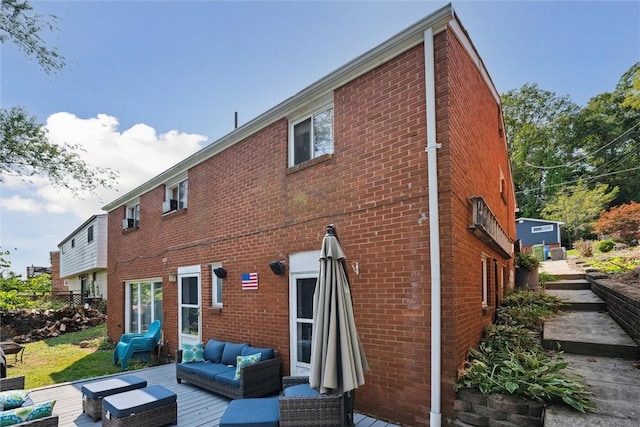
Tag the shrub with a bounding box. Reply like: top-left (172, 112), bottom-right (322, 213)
top-left (596, 239), bottom-right (616, 253)
top-left (516, 252), bottom-right (540, 270)
top-left (573, 239), bottom-right (594, 257)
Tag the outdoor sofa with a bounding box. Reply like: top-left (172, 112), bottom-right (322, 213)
top-left (0, 376), bottom-right (58, 426)
top-left (175, 338), bottom-right (281, 399)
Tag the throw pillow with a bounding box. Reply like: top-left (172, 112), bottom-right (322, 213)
top-left (0, 400), bottom-right (55, 427)
top-left (0, 390), bottom-right (30, 411)
top-left (181, 342), bottom-right (204, 363)
top-left (234, 353), bottom-right (262, 380)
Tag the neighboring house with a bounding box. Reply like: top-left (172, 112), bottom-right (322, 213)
top-left (103, 5), bottom-right (515, 425)
top-left (516, 218), bottom-right (564, 251)
top-left (26, 265), bottom-right (51, 278)
top-left (57, 214), bottom-right (108, 300)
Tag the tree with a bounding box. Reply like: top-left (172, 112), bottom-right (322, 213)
top-left (0, 106), bottom-right (118, 195)
top-left (542, 181), bottom-right (618, 246)
top-left (593, 201), bottom-right (640, 245)
top-left (571, 63), bottom-right (640, 207)
top-left (502, 84), bottom-right (580, 218)
top-left (0, 0), bottom-right (64, 73)
top-left (1, 0), bottom-right (117, 195)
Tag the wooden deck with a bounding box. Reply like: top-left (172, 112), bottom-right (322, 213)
top-left (27, 363), bottom-right (399, 426)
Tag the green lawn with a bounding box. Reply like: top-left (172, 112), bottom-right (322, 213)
top-left (5, 324), bottom-right (151, 389)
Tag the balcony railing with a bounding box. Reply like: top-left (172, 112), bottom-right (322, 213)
top-left (469, 196), bottom-right (513, 258)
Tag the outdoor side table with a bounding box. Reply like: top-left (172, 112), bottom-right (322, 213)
top-left (0, 341), bottom-right (25, 364)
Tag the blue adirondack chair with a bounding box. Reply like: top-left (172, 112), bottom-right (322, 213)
top-left (113, 320), bottom-right (162, 371)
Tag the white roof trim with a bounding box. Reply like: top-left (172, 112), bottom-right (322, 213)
top-left (104, 4), bottom-right (460, 212)
top-left (516, 218), bottom-right (566, 226)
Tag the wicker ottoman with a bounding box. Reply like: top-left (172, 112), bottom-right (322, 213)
top-left (219, 397), bottom-right (279, 427)
top-left (81, 375), bottom-right (147, 421)
top-left (102, 385), bottom-right (177, 427)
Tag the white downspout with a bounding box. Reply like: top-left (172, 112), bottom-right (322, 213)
top-left (424, 27), bottom-right (442, 427)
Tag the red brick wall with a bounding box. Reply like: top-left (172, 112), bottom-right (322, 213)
top-left (106, 25), bottom-right (514, 426)
top-left (49, 251), bottom-right (66, 294)
top-left (438, 26), bottom-right (516, 420)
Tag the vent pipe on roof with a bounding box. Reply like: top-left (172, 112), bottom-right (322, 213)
top-left (234, 112), bottom-right (238, 129)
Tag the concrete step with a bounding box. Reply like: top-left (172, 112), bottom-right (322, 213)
top-left (544, 354), bottom-right (640, 426)
top-left (543, 311), bottom-right (639, 360)
top-left (545, 289), bottom-right (607, 311)
top-left (545, 279), bottom-right (590, 290)
top-left (548, 272), bottom-right (586, 281)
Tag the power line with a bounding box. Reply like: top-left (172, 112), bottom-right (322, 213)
top-left (516, 166), bottom-right (640, 195)
top-left (523, 120), bottom-right (640, 170)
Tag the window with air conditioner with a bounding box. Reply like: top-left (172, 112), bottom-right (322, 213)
top-left (164, 177), bottom-right (188, 213)
top-left (123, 202), bottom-right (140, 229)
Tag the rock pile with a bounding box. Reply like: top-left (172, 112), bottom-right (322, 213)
top-left (0, 306), bottom-right (106, 343)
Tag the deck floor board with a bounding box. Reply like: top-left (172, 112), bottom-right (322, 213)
top-left (24, 363), bottom-right (398, 426)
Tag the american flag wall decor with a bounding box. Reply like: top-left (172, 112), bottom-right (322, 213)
top-left (241, 272), bottom-right (258, 290)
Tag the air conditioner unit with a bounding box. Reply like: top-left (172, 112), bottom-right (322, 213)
top-left (122, 218), bottom-right (134, 229)
top-left (163, 199), bottom-right (178, 213)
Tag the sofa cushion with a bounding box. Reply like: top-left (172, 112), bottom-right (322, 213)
top-left (0, 400), bottom-right (55, 426)
top-left (0, 390), bottom-right (30, 411)
top-left (221, 342), bottom-right (249, 366)
top-left (177, 361), bottom-right (233, 380)
top-left (181, 342), bottom-right (205, 363)
top-left (203, 339), bottom-right (226, 363)
top-left (241, 346), bottom-right (274, 361)
top-left (234, 353), bottom-right (262, 380)
top-left (283, 383), bottom-right (320, 397)
top-left (214, 370), bottom-right (240, 388)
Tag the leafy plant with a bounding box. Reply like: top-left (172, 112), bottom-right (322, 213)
top-left (593, 202), bottom-right (640, 245)
top-left (538, 272), bottom-right (558, 288)
top-left (516, 252), bottom-right (540, 270)
top-left (456, 290), bottom-right (592, 412)
top-left (596, 239), bottom-right (616, 253)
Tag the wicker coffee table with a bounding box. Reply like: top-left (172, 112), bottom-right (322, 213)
top-left (102, 385), bottom-right (177, 427)
top-left (81, 375), bottom-right (147, 421)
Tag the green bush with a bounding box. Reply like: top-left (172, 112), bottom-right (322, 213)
top-left (596, 239), bottom-right (615, 253)
top-left (516, 252), bottom-right (540, 270)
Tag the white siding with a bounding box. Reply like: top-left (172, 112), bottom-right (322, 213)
top-left (59, 215), bottom-right (108, 278)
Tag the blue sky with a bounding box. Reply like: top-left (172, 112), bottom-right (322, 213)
top-left (1, 1), bottom-right (639, 277)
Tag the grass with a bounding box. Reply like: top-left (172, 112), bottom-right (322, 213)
top-left (5, 324), bottom-right (150, 389)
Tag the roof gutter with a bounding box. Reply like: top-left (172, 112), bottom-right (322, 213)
top-left (424, 26), bottom-right (442, 427)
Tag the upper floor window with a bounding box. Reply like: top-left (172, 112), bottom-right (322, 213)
top-left (531, 225), bottom-right (554, 233)
top-left (88, 225), bottom-right (94, 243)
top-left (71, 238), bottom-right (75, 248)
top-left (289, 105), bottom-right (334, 166)
top-left (164, 178), bottom-right (188, 213)
top-left (123, 202), bottom-right (140, 229)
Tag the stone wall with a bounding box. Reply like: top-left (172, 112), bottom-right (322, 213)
top-left (587, 272), bottom-right (640, 346)
top-left (453, 388), bottom-right (544, 427)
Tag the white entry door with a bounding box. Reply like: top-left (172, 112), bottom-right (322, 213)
top-left (289, 251), bottom-right (320, 376)
top-left (178, 265), bottom-right (201, 347)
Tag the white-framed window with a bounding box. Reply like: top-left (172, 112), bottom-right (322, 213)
top-left (164, 176), bottom-right (188, 213)
top-left (289, 105), bottom-right (334, 166)
top-left (87, 225), bottom-right (94, 243)
top-left (211, 264), bottom-right (224, 308)
top-left (123, 202), bottom-right (140, 229)
top-left (125, 279), bottom-right (163, 334)
top-left (481, 254), bottom-right (489, 307)
top-left (531, 224), bottom-right (554, 233)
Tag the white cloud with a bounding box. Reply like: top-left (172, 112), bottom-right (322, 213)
top-left (1, 112), bottom-right (208, 221)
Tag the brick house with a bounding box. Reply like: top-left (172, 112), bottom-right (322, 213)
top-left (103, 5), bottom-right (515, 425)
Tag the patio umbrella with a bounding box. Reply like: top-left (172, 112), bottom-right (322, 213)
top-left (310, 225), bottom-right (369, 425)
